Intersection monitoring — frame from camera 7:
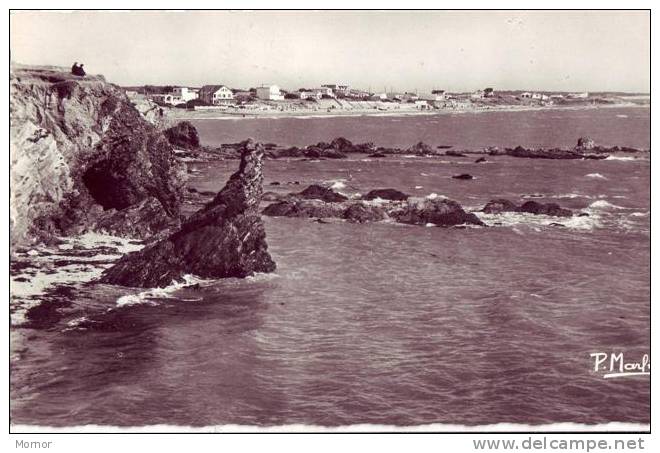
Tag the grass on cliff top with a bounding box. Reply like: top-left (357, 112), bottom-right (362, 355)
top-left (10, 63), bottom-right (106, 84)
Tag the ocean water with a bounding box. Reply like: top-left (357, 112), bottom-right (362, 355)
top-left (10, 107), bottom-right (650, 428)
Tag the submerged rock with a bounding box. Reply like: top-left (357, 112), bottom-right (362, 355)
top-left (101, 139), bottom-right (276, 288)
top-left (474, 157), bottom-right (488, 163)
top-left (163, 121), bottom-right (200, 150)
top-left (362, 188), bottom-right (409, 201)
top-left (452, 173), bottom-right (474, 180)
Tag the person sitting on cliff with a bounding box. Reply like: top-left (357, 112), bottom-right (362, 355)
top-left (71, 62), bottom-right (86, 77)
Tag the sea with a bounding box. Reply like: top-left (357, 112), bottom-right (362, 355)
top-left (10, 106), bottom-right (650, 429)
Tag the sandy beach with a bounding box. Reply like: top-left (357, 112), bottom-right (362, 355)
top-left (165, 99), bottom-right (648, 121)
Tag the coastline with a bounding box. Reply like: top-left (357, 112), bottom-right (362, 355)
top-left (166, 101), bottom-right (648, 121)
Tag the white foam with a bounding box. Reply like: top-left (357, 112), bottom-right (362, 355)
top-left (10, 233), bottom-right (145, 326)
top-left (588, 200), bottom-right (625, 210)
top-left (425, 193), bottom-right (447, 200)
top-left (605, 155), bottom-right (636, 161)
top-left (116, 274), bottom-right (207, 307)
top-left (475, 211), bottom-right (600, 231)
top-left (585, 173), bottom-right (607, 179)
top-left (329, 181), bottom-right (346, 190)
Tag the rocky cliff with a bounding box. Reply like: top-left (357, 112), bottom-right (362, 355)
top-left (10, 65), bottom-right (186, 246)
top-left (100, 139), bottom-right (276, 288)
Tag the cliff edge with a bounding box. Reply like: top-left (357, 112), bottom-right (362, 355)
top-left (10, 64), bottom-right (186, 247)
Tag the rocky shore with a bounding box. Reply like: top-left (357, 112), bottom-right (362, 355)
top-left (8, 66), bottom-right (641, 292)
top-left (10, 65), bottom-right (186, 247)
top-left (258, 183), bottom-right (579, 227)
top-left (183, 135), bottom-right (648, 162)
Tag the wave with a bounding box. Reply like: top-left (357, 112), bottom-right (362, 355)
top-left (605, 155), bottom-right (636, 161)
top-left (10, 233), bottom-right (145, 326)
top-left (329, 181), bottom-right (346, 190)
top-left (116, 274), bottom-right (208, 308)
top-left (585, 173), bottom-right (607, 179)
top-left (588, 200), bottom-right (625, 210)
top-left (475, 211), bottom-right (600, 231)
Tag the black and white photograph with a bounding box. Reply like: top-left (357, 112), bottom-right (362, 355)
top-left (7, 7), bottom-right (651, 441)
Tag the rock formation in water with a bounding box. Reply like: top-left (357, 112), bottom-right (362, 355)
top-left (362, 188), bottom-right (409, 201)
top-left (495, 146), bottom-right (608, 160)
top-left (101, 139), bottom-right (276, 288)
top-left (262, 185), bottom-right (483, 227)
top-left (389, 198), bottom-right (484, 226)
top-left (482, 199), bottom-right (573, 217)
top-left (164, 121), bottom-right (200, 150)
top-left (10, 65), bottom-right (186, 246)
top-left (452, 174), bottom-right (474, 180)
top-left (295, 184), bottom-right (348, 202)
top-left (575, 136), bottom-right (596, 151)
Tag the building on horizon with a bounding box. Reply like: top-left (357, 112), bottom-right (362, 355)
top-left (199, 85), bottom-right (234, 105)
top-left (172, 87), bottom-right (199, 103)
top-left (322, 84), bottom-right (350, 97)
top-left (431, 89), bottom-right (446, 101)
top-left (256, 84), bottom-right (284, 101)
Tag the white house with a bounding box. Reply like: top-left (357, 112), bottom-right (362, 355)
top-left (431, 90), bottom-right (446, 101)
top-left (150, 93), bottom-right (180, 105)
top-left (322, 84), bottom-right (350, 96)
top-left (299, 90), bottom-right (322, 100)
top-left (400, 92), bottom-right (419, 102)
top-left (172, 87), bottom-right (199, 103)
top-left (199, 85), bottom-right (234, 105)
top-left (414, 99), bottom-right (430, 110)
top-left (256, 85), bottom-right (284, 101)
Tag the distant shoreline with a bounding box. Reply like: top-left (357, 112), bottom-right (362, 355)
top-left (167, 102), bottom-right (648, 121)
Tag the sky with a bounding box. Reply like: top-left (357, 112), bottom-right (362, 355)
top-left (10, 10), bottom-right (650, 93)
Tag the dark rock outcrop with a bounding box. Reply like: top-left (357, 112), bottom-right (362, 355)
top-left (391, 198), bottom-right (484, 227)
top-left (481, 199), bottom-right (572, 217)
top-left (575, 136), bottom-right (596, 151)
top-left (518, 201), bottom-right (572, 217)
top-left (407, 141), bottom-right (435, 155)
top-left (482, 199), bottom-right (519, 214)
top-left (296, 184), bottom-right (348, 202)
top-left (163, 121), bottom-right (200, 150)
top-left (362, 188), bottom-right (409, 201)
top-left (452, 173), bottom-right (474, 180)
top-left (100, 140), bottom-right (276, 288)
top-left (504, 145), bottom-right (607, 160)
top-left (342, 203), bottom-right (387, 223)
top-left (262, 200), bottom-right (345, 219)
top-left (10, 65), bottom-right (186, 246)
top-left (474, 157), bottom-right (488, 163)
